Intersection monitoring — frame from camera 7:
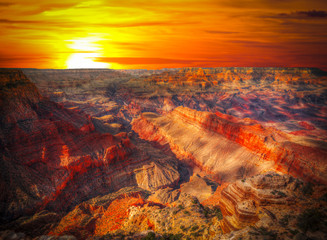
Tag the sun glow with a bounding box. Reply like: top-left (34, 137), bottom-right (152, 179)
top-left (65, 37), bottom-right (110, 69)
top-left (66, 53), bottom-right (110, 68)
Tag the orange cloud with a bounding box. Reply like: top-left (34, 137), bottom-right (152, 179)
top-left (0, 0), bottom-right (326, 70)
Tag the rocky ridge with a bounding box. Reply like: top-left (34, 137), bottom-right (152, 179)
top-left (0, 70), bottom-right (179, 222)
top-left (1, 68), bottom-right (327, 239)
top-left (132, 107), bottom-right (327, 184)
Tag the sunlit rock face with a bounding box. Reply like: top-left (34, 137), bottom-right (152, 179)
top-left (0, 70), bottom-right (179, 222)
top-left (219, 172), bottom-right (296, 233)
top-left (125, 67), bottom-right (327, 142)
top-left (1, 68), bottom-right (327, 239)
top-left (219, 172), bottom-right (327, 240)
top-left (132, 106), bottom-right (327, 184)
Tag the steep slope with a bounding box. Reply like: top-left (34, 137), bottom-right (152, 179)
top-left (0, 70), bottom-right (179, 223)
top-left (132, 111), bottom-right (267, 183)
top-left (132, 107), bottom-right (327, 184)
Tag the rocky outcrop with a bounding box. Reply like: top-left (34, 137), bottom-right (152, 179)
top-left (132, 107), bottom-right (327, 184)
top-left (0, 70), bottom-right (179, 222)
top-left (2, 68), bottom-right (327, 239)
top-left (48, 187), bottom-right (223, 239)
top-left (219, 172), bottom-right (327, 240)
top-left (49, 187), bottom-right (149, 239)
top-left (132, 111), bottom-right (268, 183)
top-left (134, 161), bottom-right (179, 191)
top-left (148, 187), bottom-right (180, 204)
top-left (220, 172), bottom-right (299, 233)
top-left (180, 174), bottom-right (216, 203)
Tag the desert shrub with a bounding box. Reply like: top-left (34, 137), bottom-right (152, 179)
top-left (184, 210), bottom-right (190, 215)
top-left (190, 231), bottom-right (201, 237)
top-left (203, 207), bottom-right (209, 218)
top-left (213, 206), bottom-right (223, 220)
top-left (162, 233), bottom-right (183, 240)
top-left (191, 225), bottom-right (199, 231)
top-left (203, 206), bottom-right (223, 220)
top-left (296, 208), bottom-right (324, 233)
top-left (180, 225), bottom-right (186, 232)
top-left (192, 199), bottom-right (198, 204)
top-left (142, 232), bottom-right (156, 240)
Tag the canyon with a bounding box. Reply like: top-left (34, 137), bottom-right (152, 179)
top-left (0, 67), bottom-right (327, 239)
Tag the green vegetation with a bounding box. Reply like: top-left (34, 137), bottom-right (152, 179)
top-left (184, 210), bottom-right (190, 215)
top-left (203, 206), bottom-right (223, 220)
top-left (190, 231), bottom-right (201, 237)
top-left (192, 199), bottom-right (198, 204)
top-left (180, 225), bottom-right (187, 232)
top-left (162, 233), bottom-right (183, 240)
top-left (191, 225), bottom-right (199, 231)
top-left (142, 232), bottom-right (156, 240)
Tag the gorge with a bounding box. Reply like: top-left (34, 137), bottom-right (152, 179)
top-left (0, 67), bottom-right (326, 239)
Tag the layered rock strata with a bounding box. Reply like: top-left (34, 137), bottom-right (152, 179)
top-left (132, 107), bottom-right (327, 184)
top-left (0, 70), bottom-right (179, 222)
top-left (219, 172), bottom-right (296, 232)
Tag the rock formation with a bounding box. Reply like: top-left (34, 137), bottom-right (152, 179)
top-left (132, 107), bottom-right (327, 184)
top-left (219, 172), bottom-right (327, 240)
top-left (1, 68), bottom-right (327, 239)
top-left (0, 70), bottom-right (179, 222)
top-left (219, 172), bottom-right (295, 232)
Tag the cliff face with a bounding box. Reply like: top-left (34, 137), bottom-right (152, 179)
top-left (0, 70), bottom-right (179, 222)
top-left (218, 172), bottom-right (327, 240)
top-left (132, 107), bottom-right (327, 184)
top-left (1, 68), bottom-right (327, 239)
top-left (48, 187), bottom-right (222, 239)
top-left (219, 172), bottom-right (297, 233)
top-left (132, 111), bottom-right (267, 183)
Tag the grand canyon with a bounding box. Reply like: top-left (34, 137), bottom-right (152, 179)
top-left (1, 67), bottom-right (326, 239)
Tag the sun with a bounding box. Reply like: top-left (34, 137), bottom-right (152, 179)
top-left (65, 37), bottom-right (110, 69)
top-left (66, 53), bottom-right (109, 69)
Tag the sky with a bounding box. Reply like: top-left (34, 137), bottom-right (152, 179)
top-left (0, 0), bottom-right (327, 69)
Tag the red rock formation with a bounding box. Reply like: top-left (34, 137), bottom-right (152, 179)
top-left (219, 172), bottom-right (297, 233)
top-left (132, 107), bottom-right (327, 184)
top-left (144, 67), bottom-right (326, 87)
top-left (49, 188), bottom-right (151, 239)
top-left (0, 70), bottom-right (179, 222)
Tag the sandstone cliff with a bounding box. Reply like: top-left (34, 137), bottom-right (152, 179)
top-left (219, 172), bottom-right (327, 240)
top-left (132, 107), bottom-right (327, 184)
top-left (0, 70), bottom-right (179, 222)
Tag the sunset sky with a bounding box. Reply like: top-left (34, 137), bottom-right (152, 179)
top-left (1, 0), bottom-right (327, 69)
